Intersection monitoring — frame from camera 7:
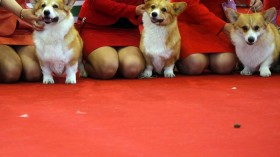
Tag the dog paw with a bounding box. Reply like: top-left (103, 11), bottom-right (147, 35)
top-left (164, 71), bottom-right (175, 78)
top-left (43, 78), bottom-right (55, 84)
top-left (140, 70), bottom-right (153, 78)
top-left (79, 70), bottom-right (88, 78)
top-left (260, 69), bottom-right (271, 77)
top-left (65, 77), bottom-right (76, 84)
top-left (240, 69), bottom-right (252, 76)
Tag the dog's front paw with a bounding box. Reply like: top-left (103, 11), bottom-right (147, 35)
top-left (65, 77), bottom-right (76, 84)
top-left (240, 68), bottom-right (252, 76)
top-left (43, 77), bottom-right (55, 84)
top-left (164, 70), bottom-right (175, 78)
top-left (140, 69), bottom-right (153, 78)
top-left (260, 68), bottom-right (271, 77)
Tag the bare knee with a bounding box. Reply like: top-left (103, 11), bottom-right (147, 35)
top-left (85, 59), bottom-right (118, 79)
top-left (85, 47), bottom-right (119, 79)
top-left (118, 46), bottom-right (145, 78)
top-left (121, 61), bottom-right (144, 79)
top-left (23, 68), bottom-right (42, 82)
top-left (98, 62), bottom-right (118, 79)
top-left (210, 53), bottom-right (237, 74)
top-left (177, 54), bottom-right (209, 75)
top-left (0, 63), bottom-right (22, 83)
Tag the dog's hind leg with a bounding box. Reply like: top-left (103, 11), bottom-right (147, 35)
top-left (78, 58), bottom-right (88, 78)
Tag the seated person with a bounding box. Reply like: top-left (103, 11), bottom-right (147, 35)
top-left (0, 0), bottom-right (43, 83)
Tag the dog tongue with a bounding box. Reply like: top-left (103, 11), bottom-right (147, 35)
top-left (44, 18), bottom-right (52, 24)
top-left (151, 18), bottom-right (164, 24)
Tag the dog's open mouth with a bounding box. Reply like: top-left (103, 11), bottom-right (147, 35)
top-left (246, 42), bottom-right (254, 45)
top-left (151, 18), bottom-right (164, 24)
top-left (43, 17), bottom-right (59, 24)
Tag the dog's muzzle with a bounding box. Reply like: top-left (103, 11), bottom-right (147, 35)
top-left (151, 17), bottom-right (164, 24)
top-left (150, 12), bottom-right (164, 24)
top-left (43, 10), bottom-right (59, 24)
top-left (43, 17), bottom-right (59, 24)
top-left (246, 36), bottom-right (255, 45)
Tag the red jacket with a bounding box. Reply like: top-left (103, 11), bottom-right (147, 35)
top-left (78, 0), bottom-right (144, 26)
top-left (263, 0), bottom-right (280, 9)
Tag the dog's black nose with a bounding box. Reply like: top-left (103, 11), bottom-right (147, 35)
top-left (151, 12), bottom-right (158, 17)
top-left (44, 10), bottom-right (50, 16)
top-left (248, 37), bottom-right (255, 43)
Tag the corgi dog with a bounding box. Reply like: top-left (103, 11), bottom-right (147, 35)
top-left (226, 7), bottom-right (280, 77)
top-left (31, 0), bottom-right (87, 84)
top-left (140, 0), bottom-right (186, 78)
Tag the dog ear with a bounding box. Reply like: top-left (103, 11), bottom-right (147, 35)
top-left (263, 7), bottom-right (277, 23)
top-left (64, 0), bottom-right (76, 11)
top-left (173, 2), bottom-right (187, 16)
top-left (225, 8), bottom-right (239, 23)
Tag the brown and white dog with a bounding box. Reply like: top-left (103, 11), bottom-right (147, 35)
top-left (226, 7), bottom-right (280, 77)
top-left (31, 0), bottom-right (87, 84)
top-left (140, 0), bottom-right (186, 78)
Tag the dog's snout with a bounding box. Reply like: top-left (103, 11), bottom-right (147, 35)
top-left (151, 12), bottom-right (158, 17)
top-left (248, 36), bottom-right (255, 43)
top-left (44, 10), bottom-right (50, 16)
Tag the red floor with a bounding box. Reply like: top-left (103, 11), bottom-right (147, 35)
top-left (0, 73), bottom-right (280, 157)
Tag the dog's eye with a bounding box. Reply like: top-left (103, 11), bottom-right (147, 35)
top-left (151, 5), bottom-right (156, 10)
top-left (242, 26), bottom-right (249, 32)
top-left (53, 4), bottom-right (58, 9)
top-left (41, 4), bottom-right (46, 8)
top-left (253, 25), bottom-right (260, 31)
top-left (161, 8), bottom-right (167, 13)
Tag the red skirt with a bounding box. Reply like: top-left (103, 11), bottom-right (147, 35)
top-left (0, 29), bottom-right (33, 45)
top-left (80, 23), bottom-right (141, 58)
top-left (178, 22), bottom-right (234, 59)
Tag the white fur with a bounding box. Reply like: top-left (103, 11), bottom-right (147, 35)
top-left (33, 12), bottom-right (79, 84)
top-left (142, 12), bottom-right (172, 75)
top-left (231, 28), bottom-right (275, 77)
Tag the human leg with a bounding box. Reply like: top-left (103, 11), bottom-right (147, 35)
top-left (176, 53), bottom-right (209, 75)
top-left (16, 46), bottom-right (42, 82)
top-left (84, 46), bottom-right (119, 79)
top-left (0, 45), bottom-right (22, 83)
top-left (118, 46), bottom-right (145, 79)
top-left (209, 52), bottom-right (237, 74)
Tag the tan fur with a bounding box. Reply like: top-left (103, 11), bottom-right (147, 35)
top-left (226, 7), bottom-right (280, 77)
top-left (32, 0), bottom-right (87, 84)
top-left (140, 0), bottom-right (186, 78)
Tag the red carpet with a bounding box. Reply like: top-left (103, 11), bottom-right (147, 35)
top-left (1, 74), bottom-right (280, 157)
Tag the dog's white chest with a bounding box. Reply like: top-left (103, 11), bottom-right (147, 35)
top-left (34, 28), bottom-right (73, 75)
top-left (142, 13), bottom-right (171, 58)
top-left (232, 32), bottom-right (275, 68)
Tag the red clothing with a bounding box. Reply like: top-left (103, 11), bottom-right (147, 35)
top-left (0, 0), bottom-right (33, 45)
top-left (78, 0), bottom-right (144, 57)
top-left (172, 0), bottom-right (239, 59)
top-left (263, 0), bottom-right (280, 9)
top-left (263, 0), bottom-right (280, 26)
